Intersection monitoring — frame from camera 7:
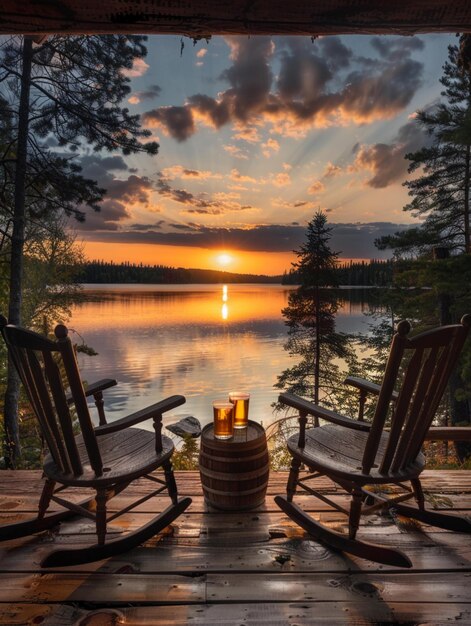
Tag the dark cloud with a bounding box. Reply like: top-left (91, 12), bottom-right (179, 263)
top-left (341, 57), bottom-right (422, 123)
top-left (74, 199), bottom-right (129, 231)
top-left (130, 221), bottom-right (165, 230)
top-left (318, 37), bottom-right (351, 70)
top-left (167, 223), bottom-right (197, 230)
top-left (81, 221), bottom-right (414, 258)
top-left (370, 37), bottom-right (425, 59)
top-left (80, 155), bottom-right (128, 179)
top-left (351, 119), bottom-right (430, 187)
top-left (137, 84), bottom-right (162, 100)
top-left (142, 35), bottom-right (424, 140)
top-left (220, 36), bottom-right (274, 122)
top-left (142, 105), bottom-right (195, 142)
top-left (74, 155), bottom-right (155, 231)
top-left (156, 174), bottom-right (254, 215)
top-left (277, 38), bottom-right (334, 103)
top-left (105, 174), bottom-right (153, 204)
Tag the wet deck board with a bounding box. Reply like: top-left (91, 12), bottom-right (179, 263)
top-left (0, 470), bottom-right (470, 625)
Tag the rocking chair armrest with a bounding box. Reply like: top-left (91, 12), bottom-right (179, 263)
top-left (344, 376), bottom-right (399, 401)
top-left (94, 394), bottom-right (186, 435)
top-left (278, 392), bottom-right (371, 432)
top-left (66, 378), bottom-right (118, 405)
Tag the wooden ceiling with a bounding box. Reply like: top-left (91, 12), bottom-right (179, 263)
top-left (1, 0), bottom-right (471, 37)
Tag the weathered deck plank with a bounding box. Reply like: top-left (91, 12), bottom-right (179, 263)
top-left (0, 470), bottom-right (470, 625)
top-left (4, 602), bottom-right (471, 626)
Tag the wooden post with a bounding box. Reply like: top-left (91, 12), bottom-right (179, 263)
top-left (433, 247), bottom-right (471, 461)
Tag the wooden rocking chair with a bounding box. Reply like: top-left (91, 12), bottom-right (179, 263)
top-left (0, 317), bottom-right (192, 567)
top-left (275, 315), bottom-right (471, 568)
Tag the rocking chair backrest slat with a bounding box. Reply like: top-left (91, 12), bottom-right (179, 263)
top-left (55, 327), bottom-right (103, 476)
top-left (42, 351), bottom-right (83, 475)
top-left (0, 318), bottom-right (103, 478)
top-left (26, 349), bottom-right (73, 474)
top-left (363, 316), bottom-right (471, 477)
top-left (389, 344), bottom-right (441, 473)
top-left (399, 333), bottom-right (464, 471)
top-left (10, 342), bottom-right (66, 472)
top-left (361, 322), bottom-right (409, 474)
top-left (379, 347), bottom-right (424, 473)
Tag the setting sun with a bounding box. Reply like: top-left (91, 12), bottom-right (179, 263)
top-left (216, 252), bottom-right (233, 268)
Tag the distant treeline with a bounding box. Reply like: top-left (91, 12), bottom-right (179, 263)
top-left (78, 259), bottom-right (394, 286)
top-left (282, 259), bottom-right (394, 286)
top-left (79, 261), bottom-right (282, 284)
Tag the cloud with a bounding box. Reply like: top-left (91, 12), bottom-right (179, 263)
top-left (75, 155), bottom-right (155, 231)
top-left (262, 137), bottom-right (280, 157)
top-left (224, 144), bottom-right (249, 159)
top-left (143, 105), bottom-right (195, 142)
top-left (307, 180), bottom-right (325, 194)
top-left (272, 172), bottom-right (291, 187)
top-left (122, 57), bottom-right (149, 78)
top-left (82, 221), bottom-right (415, 257)
top-left (233, 124), bottom-right (262, 143)
top-left (196, 48), bottom-right (208, 58)
top-left (156, 174), bottom-right (255, 215)
top-left (349, 119), bottom-right (429, 187)
top-left (142, 35), bottom-right (423, 141)
top-left (230, 168), bottom-right (258, 183)
top-left (161, 165), bottom-right (223, 180)
top-left (323, 162), bottom-right (343, 178)
top-left (79, 155), bottom-right (129, 178)
top-left (128, 84), bottom-right (161, 104)
top-left (130, 221), bottom-right (165, 230)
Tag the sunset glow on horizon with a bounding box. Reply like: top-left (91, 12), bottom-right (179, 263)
top-left (215, 252), bottom-right (234, 268)
top-left (72, 33), bottom-right (455, 274)
top-left (82, 241), bottom-right (296, 275)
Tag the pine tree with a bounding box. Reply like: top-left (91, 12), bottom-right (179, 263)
top-left (0, 35), bottom-right (158, 465)
top-left (376, 44), bottom-right (471, 255)
top-left (275, 211), bottom-right (351, 409)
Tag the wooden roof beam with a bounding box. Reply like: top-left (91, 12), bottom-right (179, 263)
top-left (1, 0), bottom-right (471, 37)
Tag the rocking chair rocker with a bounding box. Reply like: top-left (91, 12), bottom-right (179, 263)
top-left (276, 315), bottom-right (471, 568)
top-left (0, 317), bottom-right (192, 567)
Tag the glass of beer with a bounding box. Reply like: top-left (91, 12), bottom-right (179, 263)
top-left (229, 391), bottom-right (250, 429)
top-left (212, 401), bottom-right (234, 439)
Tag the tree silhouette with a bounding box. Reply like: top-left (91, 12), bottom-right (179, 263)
top-left (377, 44), bottom-right (471, 255)
top-left (275, 211), bottom-right (351, 410)
top-left (0, 35), bottom-right (158, 465)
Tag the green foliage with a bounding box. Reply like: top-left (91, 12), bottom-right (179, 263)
top-left (1, 34), bottom-right (159, 464)
top-left (267, 415), bottom-right (302, 470)
top-left (376, 44), bottom-right (471, 255)
top-left (2, 35), bottom-right (158, 156)
top-left (283, 258), bottom-right (393, 287)
top-left (171, 435), bottom-right (200, 470)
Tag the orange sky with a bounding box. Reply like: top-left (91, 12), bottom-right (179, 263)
top-left (75, 35), bottom-right (453, 276)
top-left (83, 241), bottom-right (296, 275)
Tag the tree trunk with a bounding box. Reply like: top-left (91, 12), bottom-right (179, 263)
top-left (3, 36), bottom-right (33, 467)
top-left (464, 144), bottom-right (470, 254)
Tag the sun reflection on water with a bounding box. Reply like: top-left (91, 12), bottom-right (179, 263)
top-left (221, 285), bottom-right (229, 320)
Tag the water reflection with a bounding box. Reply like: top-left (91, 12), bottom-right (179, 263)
top-left (70, 284), bottom-right (385, 431)
top-left (221, 285), bottom-right (229, 319)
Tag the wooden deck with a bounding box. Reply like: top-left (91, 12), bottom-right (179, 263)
top-left (1, 469), bottom-right (471, 625)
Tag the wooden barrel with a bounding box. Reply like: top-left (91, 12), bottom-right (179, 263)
top-left (199, 420), bottom-right (270, 511)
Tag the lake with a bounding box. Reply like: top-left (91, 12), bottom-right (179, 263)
top-left (70, 284), bottom-right (380, 431)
